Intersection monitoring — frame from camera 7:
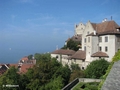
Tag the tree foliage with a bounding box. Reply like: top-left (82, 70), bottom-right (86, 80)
top-left (0, 53), bottom-right (78, 89)
top-left (85, 59), bottom-right (110, 79)
top-left (112, 50), bottom-right (120, 62)
top-left (28, 54), bottom-right (33, 60)
top-left (69, 63), bottom-right (84, 82)
top-left (62, 39), bottom-right (81, 51)
top-left (0, 66), bottom-right (20, 90)
top-left (19, 53), bottom-right (70, 89)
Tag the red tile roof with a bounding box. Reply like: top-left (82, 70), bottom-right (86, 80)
top-left (21, 56), bottom-right (28, 61)
top-left (19, 64), bottom-right (34, 74)
top-left (9, 64), bottom-right (18, 68)
top-left (91, 51), bottom-right (108, 57)
top-left (70, 50), bottom-right (86, 60)
top-left (51, 49), bottom-right (75, 55)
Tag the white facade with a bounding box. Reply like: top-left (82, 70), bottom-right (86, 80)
top-left (97, 35), bottom-right (120, 62)
top-left (82, 21), bottom-right (96, 65)
top-left (51, 53), bottom-right (71, 66)
top-left (51, 20), bottom-right (120, 69)
top-left (75, 23), bottom-right (85, 35)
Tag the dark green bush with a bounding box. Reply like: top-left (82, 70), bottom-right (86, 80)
top-left (85, 59), bottom-right (109, 79)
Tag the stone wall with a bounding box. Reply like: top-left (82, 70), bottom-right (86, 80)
top-left (101, 60), bottom-right (120, 90)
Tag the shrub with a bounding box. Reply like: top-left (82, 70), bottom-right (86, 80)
top-left (85, 59), bottom-right (109, 79)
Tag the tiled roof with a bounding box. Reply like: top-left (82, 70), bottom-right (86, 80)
top-left (91, 23), bottom-right (97, 30)
top-left (66, 35), bottom-right (82, 42)
top-left (9, 64), bottom-right (18, 68)
top-left (65, 38), bottom-right (71, 42)
top-left (70, 50), bottom-right (86, 60)
top-left (19, 64), bottom-right (34, 73)
top-left (19, 60), bottom-right (36, 64)
top-left (0, 64), bottom-right (9, 75)
top-left (91, 20), bottom-right (120, 35)
top-left (91, 51), bottom-right (108, 57)
top-left (51, 49), bottom-right (75, 55)
top-left (21, 56), bottom-right (28, 61)
top-left (71, 35), bottom-right (82, 42)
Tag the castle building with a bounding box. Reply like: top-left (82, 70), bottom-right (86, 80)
top-left (51, 19), bottom-right (120, 69)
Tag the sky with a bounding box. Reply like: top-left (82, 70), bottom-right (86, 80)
top-left (0, 0), bottom-right (120, 63)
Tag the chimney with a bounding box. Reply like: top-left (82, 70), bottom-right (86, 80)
top-left (102, 18), bottom-right (107, 22)
top-left (104, 18), bottom-right (107, 22)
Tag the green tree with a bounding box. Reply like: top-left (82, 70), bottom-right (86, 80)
top-left (53, 65), bottom-right (71, 85)
top-left (85, 59), bottom-right (109, 79)
top-left (44, 76), bottom-right (64, 90)
top-left (25, 56), bottom-right (64, 89)
top-left (0, 66), bottom-right (20, 90)
top-left (69, 63), bottom-right (84, 82)
top-left (34, 53), bottom-right (51, 62)
top-left (62, 39), bottom-right (80, 51)
top-left (70, 63), bottom-right (81, 71)
top-left (28, 54), bottom-right (33, 60)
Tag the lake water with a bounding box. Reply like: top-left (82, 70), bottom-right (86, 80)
top-left (0, 46), bottom-right (55, 64)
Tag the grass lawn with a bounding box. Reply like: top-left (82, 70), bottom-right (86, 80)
top-left (73, 82), bottom-right (100, 90)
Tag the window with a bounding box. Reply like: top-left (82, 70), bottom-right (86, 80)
top-left (99, 37), bottom-right (102, 42)
top-left (82, 67), bottom-right (84, 70)
top-left (99, 47), bottom-right (102, 51)
top-left (74, 59), bottom-right (76, 63)
top-left (82, 60), bottom-right (85, 62)
top-left (117, 37), bottom-right (120, 42)
top-left (56, 56), bottom-right (58, 58)
top-left (88, 37), bottom-right (90, 42)
top-left (87, 31), bottom-right (89, 35)
top-left (84, 38), bottom-right (86, 43)
top-left (84, 46), bottom-right (86, 51)
top-left (105, 47), bottom-right (108, 52)
top-left (105, 36), bottom-right (108, 42)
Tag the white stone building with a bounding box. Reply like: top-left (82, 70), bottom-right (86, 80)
top-left (81, 20), bottom-right (120, 68)
top-left (51, 20), bottom-right (120, 69)
top-left (51, 49), bottom-right (75, 66)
